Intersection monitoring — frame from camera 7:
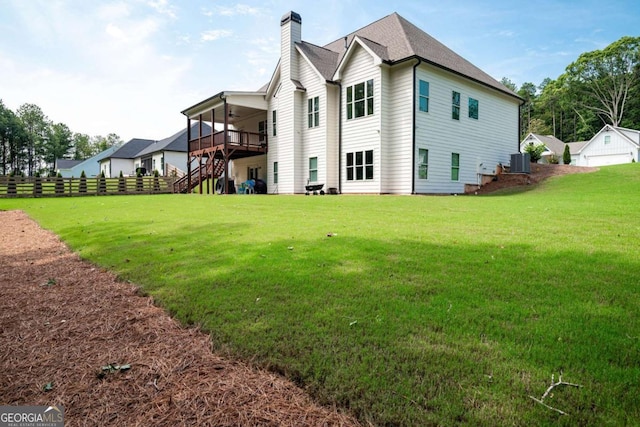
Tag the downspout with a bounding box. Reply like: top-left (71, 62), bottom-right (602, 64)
top-left (411, 57), bottom-right (422, 194)
top-left (338, 82), bottom-right (343, 194)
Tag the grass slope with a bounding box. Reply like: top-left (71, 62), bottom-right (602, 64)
top-left (2, 164), bottom-right (639, 426)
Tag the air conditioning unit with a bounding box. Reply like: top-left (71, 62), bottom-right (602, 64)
top-left (510, 153), bottom-right (531, 173)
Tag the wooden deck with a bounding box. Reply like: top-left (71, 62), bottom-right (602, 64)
top-left (189, 129), bottom-right (267, 158)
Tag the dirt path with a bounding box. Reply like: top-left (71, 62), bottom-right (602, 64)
top-left (0, 210), bottom-right (359, 426)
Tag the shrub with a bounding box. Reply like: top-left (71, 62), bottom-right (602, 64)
top-left (563, 144), bottom-right (571, 165)
top-left (55, 172), bottom-right (64, 194)
top-left (118, 171), bottom-right (126, 192)
top-left (547, 153), bottom-right (560, 164)
top-left (98, 171), bottom-right (106, 193)
top-left (524, 143), bottom-right (546, 163)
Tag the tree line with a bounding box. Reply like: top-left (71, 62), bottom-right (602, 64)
top-left (502, 36), bottom-right (640, 143)
top-left (0, 101), bottom-right (122, 176)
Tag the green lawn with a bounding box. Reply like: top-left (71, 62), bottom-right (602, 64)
top-left (2, 164), bottom-right (639, 426)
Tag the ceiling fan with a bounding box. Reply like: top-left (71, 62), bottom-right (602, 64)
top-left (228, 109), bottom-right (241, 119)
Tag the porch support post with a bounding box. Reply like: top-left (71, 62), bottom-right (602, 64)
top-left (198, 155), bottom-right (203, 194)
top-left (198, 114), bottom-right (203, 151)
top-left (223, 99), bottom-right (229, 194)
top-left (187, 116), bottom-right (191, 193)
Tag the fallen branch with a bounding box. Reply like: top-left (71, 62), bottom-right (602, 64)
top-left (529, 373), bottom-right (583, 415)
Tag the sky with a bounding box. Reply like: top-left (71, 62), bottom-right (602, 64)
top-left (1, 0), bottom-right (639, 142)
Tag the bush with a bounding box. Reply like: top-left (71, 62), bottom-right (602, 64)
top-left (79, 170), bottom-right (87, 193)
top-left (524, 143), bottom-right (546, 163)
top-left (547, 153), bottom-right (560, 164)
top-left (563, 144), bottom-right (571, 165)
top-left (55, 172), bottom-right (64, 194)
top-left (98, 171), bottom-right (106, 193)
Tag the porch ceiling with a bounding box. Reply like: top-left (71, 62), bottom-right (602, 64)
top-left (181, 91), bottom-right (267, 125)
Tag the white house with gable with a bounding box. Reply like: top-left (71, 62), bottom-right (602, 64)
top-left (179, 11), bottom-right (522, 194)
top-left (573, 125), bottom-right (640, 166)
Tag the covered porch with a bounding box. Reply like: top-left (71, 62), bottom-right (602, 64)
top-left (179, 91), bottom-right (268, 194)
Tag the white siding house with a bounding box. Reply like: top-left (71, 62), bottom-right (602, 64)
top-left (181, 11), bottom-right (522, 194)
top-left (573, 125), bottom-right (640, 166)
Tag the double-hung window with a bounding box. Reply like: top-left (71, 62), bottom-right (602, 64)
top-left (468, 97), bottom-right (479, 119)
top-left (418, 149), bottom-right (428, 179)
top-left (258, 120), bottom-right (266, 142)
top-left (309, 157), bottom-right (318, 182)
top-left (346, 79), bottom-right (374, 119)
top-left (419, 80), bottom-right (429, 112)
top-left (346, 150), bottom-right (374, 181)
top-left (452, 91), bottom-right (460, 120)
top-left (451, 153), bottom-right (460, 181)
top-left (273, 162), bottom-right (278, 184)
top-left (272, 110), bottom-right (277, 136)
top-left (308, 97), bottom-right (319, 128)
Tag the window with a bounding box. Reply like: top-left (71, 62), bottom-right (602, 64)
top-left (309, 157), bottom-right (318, 182)
top-left (308, 97), bottom-right (319, 128)
top-left (604, 135), bottom-right (611, 144)
top-left (346, 150), bottom-right (374, 181)
top-left (272, 110), bottom-right (277, 136)
top-left (273, 162), bottom-right (278, 184)
top-left (346, 79), bottom-right (374, 119)
top-left (418, 149), bottom-right (428, 179)
top-left (419, 80), bottom-right (429, 112)
top-left (451, 153), bottom-right (460, 181)
top-left (468, 97), bottom-right (478, 119)
top-left (452, 91), bottom-right (460, 120)
top-left (259, 120), bottom-right (266, 142)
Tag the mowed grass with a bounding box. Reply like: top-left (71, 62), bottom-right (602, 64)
top-left (2, 164), bottom-right (639, 426)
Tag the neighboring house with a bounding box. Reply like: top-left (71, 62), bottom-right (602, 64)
top-left (572, 125), bottom-right (640, 166)
top-left (181, 11), bottom-right (522, 194)
top-left (519, 133), bottom-right (587, 165)
top-left (134, 123), bottom-right (212, 176)
top-left (55, 145), bottom-right (120, 177)
top-left (99, 138), bottom-right (154, 178)
top-left (55, 159), bottom-right (83, 176)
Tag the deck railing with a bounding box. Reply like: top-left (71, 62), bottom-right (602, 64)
top-left (189, 130), bottom-right (267, 153)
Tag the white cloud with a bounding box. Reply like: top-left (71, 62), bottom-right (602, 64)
top-left (203, 4), bottom-right (261, 17)
top-left (146, 0), bottom-right (178, 19)
top-left (201, 29), bottom-right (233, 42)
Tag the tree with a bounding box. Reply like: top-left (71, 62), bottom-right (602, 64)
top-left (563, 36), bottom-right (640, 126)
top-left (44, 122), bottom-right (73, 172)
top-left (0, 100), bottom-right (28, 175)
top-left (16, 103), bottom-right (49, 176)
top-left (73, 133), bottom-right (93, 159)
top-left (563, 144), bottom-right (571, 164)
top-left (518, 82), bottom-right (538, 136)
top-left (524, 143), bottom-right (546, 163)
top-left (500, 77), bottom-right (518, 92)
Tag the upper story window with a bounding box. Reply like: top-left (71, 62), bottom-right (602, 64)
top-left (468, 97), bottom-right (479, 120)
top-left (419, 80), bottom-right (429, 112)
top-left (258, 120), bottom-right (266, 142)
top-left (452, 91), bottom-right (460, 120)
top-left (604, 135), bottom-right (611, 144)
top-left (272, 110), bottom-right (277, 136)
top-left (347, 79), bottom-right (374, 120)
top-left (308, 96), bottom-right (319, 128)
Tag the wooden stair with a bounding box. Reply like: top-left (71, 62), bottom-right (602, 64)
top-left (173, 157), bottom-right (225, 193)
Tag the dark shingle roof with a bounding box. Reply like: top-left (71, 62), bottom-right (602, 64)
top-left (296, 42), bottom-right (340, 81)
top-left (312, 12), bottom-right (518, 98)
top-left (56, 159), bottom-right (82, 169)
top-left (109, 138), bottom-right (155, 159)
top-left (136, 123), bottom-right (212, 156)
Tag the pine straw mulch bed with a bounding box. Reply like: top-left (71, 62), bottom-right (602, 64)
top-left (0, 210), bottom-right (360, 427)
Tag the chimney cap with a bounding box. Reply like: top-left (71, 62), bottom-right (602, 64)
top-left (281, 11), bottom-right (302, 26)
